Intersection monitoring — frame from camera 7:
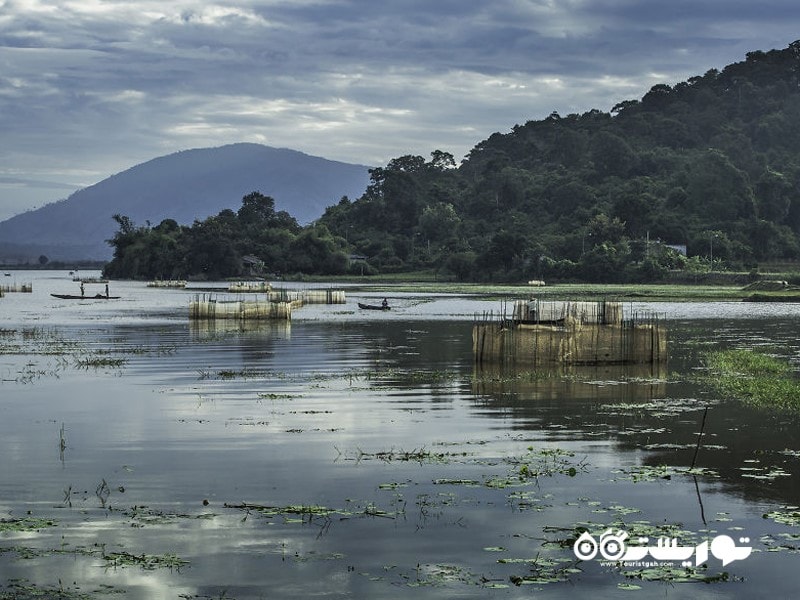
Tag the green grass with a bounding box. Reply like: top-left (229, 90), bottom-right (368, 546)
top-left (280, 279), bottom-right (747, 300)
top-left (743, 291), bottom-right (800, 302)
top-left (356, 282), bottom-right (747, 301)
top-left (702, 349), bottom-right (800, 411)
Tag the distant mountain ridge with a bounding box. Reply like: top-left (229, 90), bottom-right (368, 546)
top-left (0, 143), bottom-right (372, 260)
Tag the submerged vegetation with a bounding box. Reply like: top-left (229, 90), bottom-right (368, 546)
top-left (702, 349), bottom-right (800, 411)
top-left (0, 518), bottom-right (58, 533)
top-left (0, 327), bottom-right (174, 383)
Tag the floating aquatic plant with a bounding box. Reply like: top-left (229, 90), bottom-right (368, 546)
top-left (113, 505), bottom-right (216, 527)
top-left (102, 550), bottom-right (189, 571)
top-left (0, 517), bottom-right (58, 533)
top-left (762, 506), bottom-right (800, 527)
top-left (74, 355), bottom-right (127, 368)
top-left (0, 579), bottom-right (120, 600)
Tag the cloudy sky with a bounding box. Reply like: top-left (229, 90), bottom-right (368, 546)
top-left (1, 1), bottom-right (798, 221)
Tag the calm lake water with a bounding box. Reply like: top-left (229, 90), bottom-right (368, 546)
top-left (1, 271), bottom-right (800, 599)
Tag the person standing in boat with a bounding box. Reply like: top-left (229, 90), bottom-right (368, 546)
top-left (105, 283), bottom-right (109, 298)
top-left (80, 282), bottom-right (85, 297)
top-left (381, 298), bottom-right (389, 308)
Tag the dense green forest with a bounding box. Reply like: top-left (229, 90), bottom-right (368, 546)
top-left (103, 192), bottom-right (349, 280)
top-left (106, 41), bottom-right (800, 282)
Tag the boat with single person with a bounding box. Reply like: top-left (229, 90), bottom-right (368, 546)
top-left (358, 302), bottom-right (390, 311)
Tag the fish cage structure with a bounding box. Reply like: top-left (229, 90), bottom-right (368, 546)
top-left (227, 281), bottom-right (272, 293)
top-left (511, 299), bottom-right (625, 324)
top-left (268, 288), bottom-right (346, 304)
top-left (0, 283), bottom-right (32, 293)
top-left (189, 294), bottom-right (301, 321)
top-left (147, 280), bottom-right (187, 288)
top-left (473, 300), bottom-right (666, 367)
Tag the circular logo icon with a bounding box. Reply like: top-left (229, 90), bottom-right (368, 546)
top-left (599, 529), bottom-right (628, 560)
top-left (573, 531), bottom-right (598, 560)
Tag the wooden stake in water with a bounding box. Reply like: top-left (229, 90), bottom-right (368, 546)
top-left (690, 406), bottom-right (709, 470)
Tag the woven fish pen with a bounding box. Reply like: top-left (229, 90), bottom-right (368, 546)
top-left (228, 281), bottom-right (272, 293)
top-left (268, 288), bottom-right (346, 304)
top-left (304, 289), bottom-right (346, 304)
top-left (0, 282), bottom-right (32, 293)
top-left (189, 294), bottom-right (300, 321)
top-left (512, 299), bottom-right (622, 324)
top-left (267, 289), bottom-right (302, 302)
top-left (147, 280), bottom-right (187, 288)
top-left (474, 300), bottom-right (666, 366)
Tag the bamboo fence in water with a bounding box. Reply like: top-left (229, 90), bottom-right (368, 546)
top-left (474, 300), bottom-right (666, 366)
top-left (147, 280), bottom-right (187, 288)
top-left (228, 281), bottom-right (272, 293)
top-left (512, 299), bottom-right (622, 324)
top-left (223, 283), bottom-right (345, 304)
top-left (0, 283), bottom-right (32, 293)
top-left (189, 294), bottom-right (302, 321)
top-left (268, 288), bottom-right (346, 304)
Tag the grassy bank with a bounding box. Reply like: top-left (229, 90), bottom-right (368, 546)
top-left (702, 349), bottom-right (800, 412)
top-left (285, 277), bottom-right (756, 301)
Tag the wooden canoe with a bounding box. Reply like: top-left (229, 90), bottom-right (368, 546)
top-left (51, 293), bottom-right (120, 300)
top-left (358, 302), bottom-right (390, 310)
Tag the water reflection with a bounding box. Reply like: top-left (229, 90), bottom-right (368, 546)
top-left (2, 279), bottom-right (800, 598)
top-left (189, 319), bottom-right (292, 339)
top-left (472, 363), bottom-right (668, 403)
top-left (470, 331), bottom-right (800, 507)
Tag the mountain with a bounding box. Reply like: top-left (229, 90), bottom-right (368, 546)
top-left (0, 143), bottom-right (371, 261)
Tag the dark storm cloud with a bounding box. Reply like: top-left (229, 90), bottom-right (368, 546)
top-left (0, 0), bottom-right (798, 220)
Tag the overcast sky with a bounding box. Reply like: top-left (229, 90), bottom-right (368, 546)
top-left (1, 1), bottom-right (798, 221)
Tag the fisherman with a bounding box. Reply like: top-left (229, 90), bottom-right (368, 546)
top-left (381, 297), bottom-right (389, 308)
top-left (80, 282), bottom-right (85, 297)
top-left (105, 283), bottom-right (109, 298)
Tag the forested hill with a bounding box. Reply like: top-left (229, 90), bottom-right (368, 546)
top-left (105, 41), bottom-right (800, 282)
top-left (319, 41), bottom-right (800, 281)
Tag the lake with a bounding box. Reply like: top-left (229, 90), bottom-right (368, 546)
top-left (1, 271), bottom-right (799, 599)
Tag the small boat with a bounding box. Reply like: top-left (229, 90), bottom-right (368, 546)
top-left (358, 302), bottom-right (390, 311)
top-left (51, 293), bottom-right (120, 300)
